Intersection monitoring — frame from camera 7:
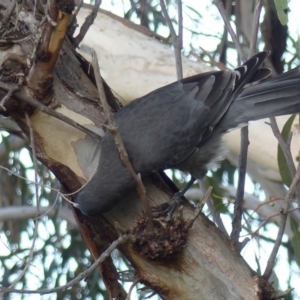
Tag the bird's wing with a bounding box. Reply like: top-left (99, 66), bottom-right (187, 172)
top-left (108, 51), bottom-right (270, 173)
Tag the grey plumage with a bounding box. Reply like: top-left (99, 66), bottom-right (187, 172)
top-left (75, 51), bottom-right (300, 215)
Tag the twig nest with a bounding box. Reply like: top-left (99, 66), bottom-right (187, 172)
top-left (131, 207), bottom-right (191, 260)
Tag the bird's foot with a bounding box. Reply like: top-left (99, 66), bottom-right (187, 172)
top-left (152, 191), bottom-right (184, 221)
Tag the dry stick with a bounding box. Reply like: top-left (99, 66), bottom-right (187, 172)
top-left (189, 186), bottom-right (213, 227)
top-left (90, 49), bottom-right (154, 231)
top-left (234, 0), bottom-right (262, 245)
top-left (200, 180), bottom-right (229, 237)
top-left (215, 0), bottom-right (247, 247)
top-left (219, 0), bottom-right (262, 250)
top-left (41, 0), bottom-right (58, 26)
top-left (5, 113), bottom-right (40, 290)
top-left (0, 234), bottom-right (133, 295)
top-left (242, 197), bottom-right (286, 228)
top-left (214, 0), bottom-right (246, 63)
top-left (230, 127), bottom-right (248, 249)
top-left (0, 82), bottom-right (103, 141)
top-left (73, 0), bottom-right (102, 47)
top-left (207, 199), bottom-right (229, 237)
top-left (232, 0), bottom-right (263, 248)
top-left (0, 165), bottom-right (58, 191)
top-left (0, 163), bottom-right (73, 208)
top-left (69, 0), bottom-right (84, 32)
top-left (0, 85), bottom-right (20, 110)
top-left (2, 0), bottom-right (16, 24)
top-left (263, 162), bottom-right (300, 280)
top-left (249, 0), bottom-right (263, 56)
top-left (25, 112), bottom-right (40, 213)
top-left (262, 116), bottom-right (300, 280)
top-left (160, 0), bottom-right (183, 80)
top-left (0, 16), bottom-right (46, 44)
top-left (271, 288), bottom-right (294, 299)
top-left (246, 207), bottom-right (300, 240)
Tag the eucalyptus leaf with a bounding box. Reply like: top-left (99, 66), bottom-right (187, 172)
top-left (274, 0), bottom-right (289, 25)
top-left (277, 114), bottom-right (296, 187)
top-left (291, 218), bottom-right (300, 268)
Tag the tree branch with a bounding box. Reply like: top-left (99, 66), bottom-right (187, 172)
top-left (0, 82), bottom-right (103, 141)
top-left (263, 162), bottom-right (300, 280)
top-left (73, 0), bottom-right (102, 47)
top-left (249, 0), bottom-right (263, 56)
top-left (160, 0), bottom-right (183, 80)
top-left (230, 126), bottom-right (249, 250)
top-left (214, 0), bottom-right (246, 62)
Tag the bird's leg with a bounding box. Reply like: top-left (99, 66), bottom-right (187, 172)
top-left (171, 176), bottom-right (197, 204)
top-left (153, 176), bottom-right (197, 219)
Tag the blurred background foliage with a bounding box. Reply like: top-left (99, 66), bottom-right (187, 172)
top-left (0, 0), bottom-right (300, 299)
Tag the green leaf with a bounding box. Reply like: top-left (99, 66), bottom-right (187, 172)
top-left (274, 0), bottom-right (289, 25)
top-left (277, 114), bottom-right (296, 187)
top-left (290, 217), bottom-right (300, 268)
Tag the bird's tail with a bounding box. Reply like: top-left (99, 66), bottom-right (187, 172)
top-left (218, 66), bottom-right (300, 132)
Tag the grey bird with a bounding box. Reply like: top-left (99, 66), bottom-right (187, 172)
top-left (75, 51), bottom-right (300, 216)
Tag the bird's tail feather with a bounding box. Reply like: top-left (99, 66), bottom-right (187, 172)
top-left (218, 67), bottom-right (300, 133)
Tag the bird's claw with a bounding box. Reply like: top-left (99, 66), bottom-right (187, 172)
top-left (152, 192), bottom-right (184, 220)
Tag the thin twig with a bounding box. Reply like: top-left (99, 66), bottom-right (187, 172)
top-left (0, 234), bottom-right (133, 295)
top-left (177, 0), bottom-right (183, 52)
top-left (242, 206), bottom-right (300, 239)
top-left (160, 0), bottom-right (183, 79)
top-left (249, 0), bottom-right (263, 56)
top-left (40, 0), bottom-right (57, 26)
top-left (0, 165), bottom-right (59, 193)
top-left (232, 0), bottom-right (263, 247)
top-left (270, 288), bottom-right (294, 299)
top-left (6, 113), bottom-right (40, 290)
top-left (200, 181), bottom-right (229, 237)
top-left (2, 0), bottom-right (16, 23)
top-left (69, 0), bottom-right (83, 35)
top-left (193, 186), bottom-right (212, 218)
top-left (0, 164), bottom-right (76, 208)
top-left (0, 82), bottom-right (103, 141)
top-left (91, 49), bottom-right (154, 231)
top-left (263, 162), bottom-right (300, 280)
top-left (242, 197), bottom-right (285, 227)
top-left (185, 186), bottom-right (213, 230)
top-left (214, 0), bottom-right (246, 62)
top-left (25, 112), bottom-right (40, 212)
top-left (230, 126), bottom-right (249, 250)
top-left (221, 0), bottom-right (263, 251)
top-left (207, 199), bottom-right (229, 237)
top-left (0, 16), bottom-right (46, 44)
top-left (0, 85), bottom-right (20, 111)
top-left (73, 0), bottom-right (102, 47)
